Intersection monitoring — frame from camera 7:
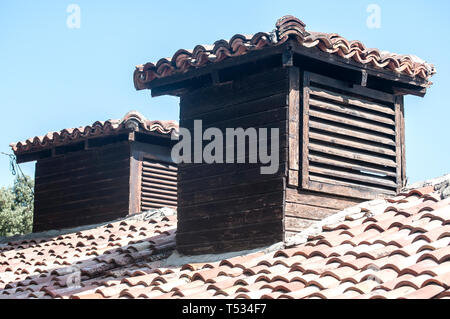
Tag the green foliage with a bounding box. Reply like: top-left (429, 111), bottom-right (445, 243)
top-left (0, 175), bottom-right (34, 237)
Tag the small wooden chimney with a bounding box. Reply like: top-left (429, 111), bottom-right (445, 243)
top-left (134, 16), bottom-right (435, 255)
top-left (10, 111), bottom-right (178, 232)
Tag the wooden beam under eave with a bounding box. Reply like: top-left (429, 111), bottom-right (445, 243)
top-left (290, 41), bottom-right (429, 91)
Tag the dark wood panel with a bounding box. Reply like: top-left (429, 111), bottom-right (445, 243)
top-left (308, 87), bottom-right (395, 115)
top-left (178, 177), bottom-right (285, 207)
top-left (33, 143), bottom-right (132, 232)
top-left (140, 158), bottom-right (178, 211)
top-left (285, 203), bottom-right (339, 220)
top-left (309, 96), bottom-right (395, 125)
top-left (177, 219), bottom-right (283, 246)
top-left (178, 206), bottom-right (283, 233)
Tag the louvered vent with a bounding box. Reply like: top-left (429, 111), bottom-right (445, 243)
top-left (301, 72), bottom-right (402, 198)
top-left (140, 158), bottom-right (178, 210)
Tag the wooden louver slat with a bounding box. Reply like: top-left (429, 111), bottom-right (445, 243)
top-left (302, 71), bottom-right (400, 197)
top-left (140, 158), bottom-right (177, 210)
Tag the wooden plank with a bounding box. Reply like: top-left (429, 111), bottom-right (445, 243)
top-left (178, 206), bottom-right (283, 233)
top-left (178, 191), bottom-right (283, 220)
top-left (307, 72), bottom-right (396, 104)
top-left (142, 176), bottom-right (177, 187)
top-left (141, 196), bottom-right (177, 206)
top-left (176, 220), bottom-right (283, 246)
top-left (34, 202), bottom-right (129, 231)
top-left (399, 97), bottom-right (406, 185)
top-left (308, 154), bottom-right (397, 178)
top-left (179, 163), bottom-right (286, 196)
top-left (309, 97), bottom-right (395, 125)
top-left (35, 142), bottom-right (130, 174)
top-left (182, 93), bottom-right (287, 124)
top-left (309, 86), bottom-right (395, 115)
top-left (143, 161), bottom-right (178, 172)
top-left (182, 108), bottom-right (287, 132)
top-left (309, 109), bottom-right (395, 136)
top-left (309, 120), bottom-right (396, 146)
top-left (129, 149), bottom-right (141, 215)
top-left (309, 131), bottom-right (396, 157)
top-left (142, 166), bottom-right (178, 177)
top-left (142, 203), bottom-right (176, 210)
top-left (35, 165), bottom-right (130, 195)
top-left (177, 233), bottom-right (283, 256)
top-left (308, 176), bottom-right (396, 199)
top-left (35, 183), bottom-right (130, 211)
top-left (181, 67), bottom-right (289, 118)
top-left (141, 171), bottom-right (177, 182)
top-left (298, 54), bottom-right (424, 97)
top-left (141, 186), bottom-right (177, 197)
top-left (151, 44), bottom-right (288, 94)
top-left (178, 177), bottom-right (285, 207)
top-left (308, 141), bottom-right (397, 168)
top-left (284, 216), bottom-right (316, 232)
top-left (301, 71), bottom-right (311, 188)
top-left (288, 67), bottom-right (300, 187)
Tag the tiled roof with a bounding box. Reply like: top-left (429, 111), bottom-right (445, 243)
top-left (134, 16), bottom-right (436, 90)
top-left (10, 111), bottom-right (178, 155)
top-left (1, 180), bottom-right (449, 299)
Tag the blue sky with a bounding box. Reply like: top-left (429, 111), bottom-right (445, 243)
top-left (0, 0), bottom-right (448, 187)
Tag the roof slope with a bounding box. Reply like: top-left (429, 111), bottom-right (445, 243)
top-left (10, 111), bottom-right (178, 155)
top-left (134, 16), bottom-right (436, 90)
top-left (1, 181), bottom-right (449, 299)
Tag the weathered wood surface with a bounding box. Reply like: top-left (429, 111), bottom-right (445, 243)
top-left (287, 67), bottom-right (300, 187)
top-left (283, 187), bottom-right (362, 237)
top-left (177, 67), bottom-right (290, 255)
top-left (140, 159), bottom-right (177, 210)
top-left (301, 71), bottom-right (399, 198)
top-left (33, 143), bottom-right (131, 232)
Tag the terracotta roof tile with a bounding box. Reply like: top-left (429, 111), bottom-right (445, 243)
top-left (10, 111), bottom-right (178, 155)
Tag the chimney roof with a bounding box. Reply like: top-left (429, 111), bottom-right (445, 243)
top-left (134, 15), bottom-right (436, 90)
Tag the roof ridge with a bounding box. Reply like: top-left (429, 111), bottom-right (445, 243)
top-left (134, 15), bottom-right (436, 90)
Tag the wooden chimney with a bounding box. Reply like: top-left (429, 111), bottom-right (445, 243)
top-left (134, 16), bottom-right (435, 255)
top-left (10, 111), bottom-right (178, 232)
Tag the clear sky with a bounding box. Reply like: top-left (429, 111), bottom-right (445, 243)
top-left (0, 0), bottom-right (448, 187)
